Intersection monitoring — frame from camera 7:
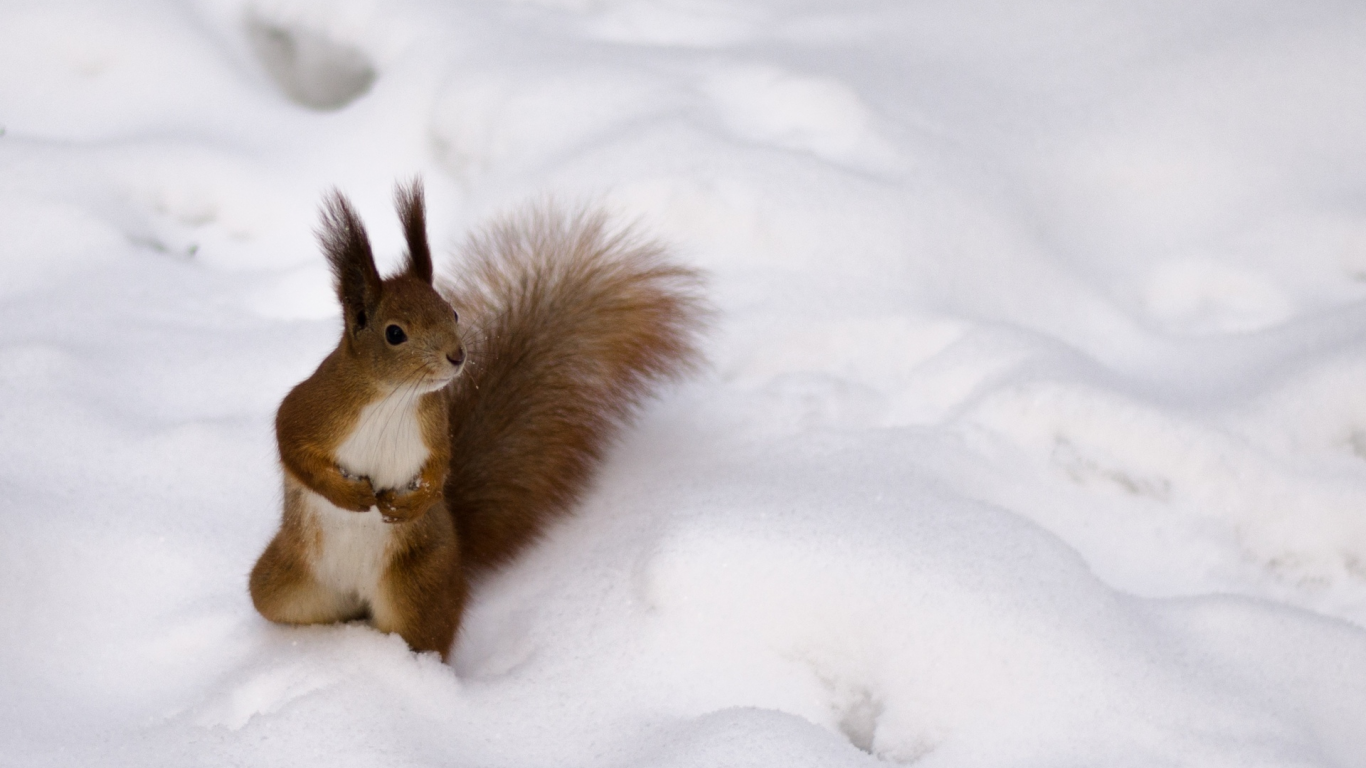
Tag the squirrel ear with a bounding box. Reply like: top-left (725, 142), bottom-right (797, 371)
top-left (396, 179), bottom-right (433, 285)
top-left (319, 191), bottom-right (383, 333)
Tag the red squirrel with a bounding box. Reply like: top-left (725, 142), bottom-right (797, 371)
top-left (249, 182), bottom-right (704, 659)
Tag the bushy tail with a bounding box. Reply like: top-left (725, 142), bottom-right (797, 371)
top-left (438, 205), bottom-right (707, 579)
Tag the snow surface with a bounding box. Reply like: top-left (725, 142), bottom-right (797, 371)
top-left (4, 0), bottom-right (1366, 765)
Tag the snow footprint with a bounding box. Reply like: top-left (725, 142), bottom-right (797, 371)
top-left (247, 16), bottom-right (375, 110)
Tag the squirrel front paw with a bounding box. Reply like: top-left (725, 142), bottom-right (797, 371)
top-left (331, 470), bottom-right (379, 512)
top-left (376, 487), bottom-right (433, 524)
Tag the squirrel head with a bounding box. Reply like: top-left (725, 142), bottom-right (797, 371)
top-left (319, 181), bottom-right (466, 394)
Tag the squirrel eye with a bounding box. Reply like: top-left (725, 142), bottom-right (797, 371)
top-left (385, 324), bottom-right (408, 345)
top-left (452, 308), bottom-right (459, 324)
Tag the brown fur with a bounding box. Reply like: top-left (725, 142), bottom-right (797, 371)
top-left (250, 183), bottom-right (706, 659)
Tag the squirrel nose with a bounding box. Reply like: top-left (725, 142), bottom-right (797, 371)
top-left (447, 346), bottom-right (466, 367)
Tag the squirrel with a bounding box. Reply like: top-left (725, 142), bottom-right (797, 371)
top-left (249, 181), bottom-right (705, 660)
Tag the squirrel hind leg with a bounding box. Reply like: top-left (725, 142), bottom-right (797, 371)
top-left (372, 516), bottom-right (467, 660)
top-left (250, 533), bottom-right (367, 625)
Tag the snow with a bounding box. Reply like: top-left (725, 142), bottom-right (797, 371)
top-left (4, 0), bottom-right (1366, 765)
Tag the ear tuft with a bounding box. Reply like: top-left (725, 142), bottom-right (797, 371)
top-left (318, 191), bottom-right (382, 333)
top-left (396, 179), bottom-right (433, 284)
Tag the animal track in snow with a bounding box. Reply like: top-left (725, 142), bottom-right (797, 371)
top-left (247, 18), bottom-right (375, 110)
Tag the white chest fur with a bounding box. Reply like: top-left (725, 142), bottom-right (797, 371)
top-left (306, 387), bottom-right (432, 602)
top-left (335, 387), bottom-right (431, 491)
